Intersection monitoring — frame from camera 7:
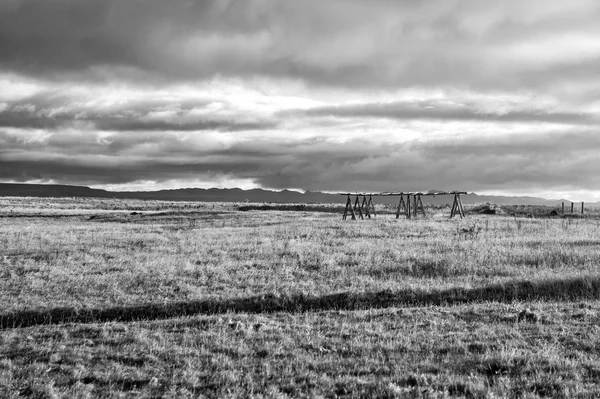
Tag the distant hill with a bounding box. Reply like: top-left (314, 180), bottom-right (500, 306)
top-left (0, 183), bottom-right (342, 203)
top-left (0, 183), bottom-right (596, 208)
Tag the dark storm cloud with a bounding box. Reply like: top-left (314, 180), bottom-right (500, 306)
top-left (0, 0), bottom-right (274, 80)
top-left (0, 1), bottom-right (140, 77)
top-left (1, 0), bottom-right (599, 93)
top-left (247, 132), bottom-right (600, 193)
top-left (0, 137), bottom-right (390, 186)
top-left (3, 129), bottom-right (600, 194)
top-left (0, 158), bottom-right (264, 185)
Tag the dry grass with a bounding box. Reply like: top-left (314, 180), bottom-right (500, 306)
top-left (2, 197), bottom-right (600, 397)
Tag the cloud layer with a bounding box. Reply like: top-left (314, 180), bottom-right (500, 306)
top-left (1, 0), bottom-right (600, 200)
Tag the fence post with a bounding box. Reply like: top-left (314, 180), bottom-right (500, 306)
top-left (582, 202), bottom-right (584, 215)
top-left (571, 202), bottom-right (574, 213)
top-left (562, 202), bottom-right (564, 214)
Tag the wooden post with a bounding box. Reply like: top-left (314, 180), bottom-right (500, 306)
top-left (571, 202), bottom-right (574, 214)
top-left (353, 195), bottom-right (364, 220)
top-left (342, 194), bottom-right (356, 220)
top-left (561, 202), bottom-right (564, 214)
top-left (458, 194), bottom-right (465, 218)
top-left (406, 194), bottom-right (412, 219)
top-left (412, 195), bottom-right (418, 218)
top-left (450, 194), bottom-right (457, 218)
top-left (450, 193), bottom-right (465, 219)
top-left (361, 195), bottom-right (370, 219)
top-left (396, 194), bottom-right (406, 219)
top-left (368, 195), bottom-right (376, 218)
top-left (416, 195), bottom-right (426, 217)
top-left (582, 202), bottom-right (584, 215)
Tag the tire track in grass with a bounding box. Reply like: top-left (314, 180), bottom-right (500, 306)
top-left (2, 276), bottom-right (600, 328)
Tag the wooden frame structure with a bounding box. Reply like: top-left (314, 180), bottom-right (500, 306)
top-left (342, 194), bottom-right (377, 220)
top-left (341, 191), bottom-right (467, 220)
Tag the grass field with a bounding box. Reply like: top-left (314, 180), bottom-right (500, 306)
top-left (2, 197), bottom-right (600, 398)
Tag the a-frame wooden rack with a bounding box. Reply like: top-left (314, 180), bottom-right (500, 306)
top-left (342, 194), bottom-right (377, 220)
top-left (341, 191), bottom-right (467, 220)
top-left (394, 193), bottom-right (427, 219)
top-left (449, 192), bottom-right (466, 219)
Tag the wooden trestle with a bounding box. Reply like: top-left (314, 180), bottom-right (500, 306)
top-left (449, 192), bottom-right (466, 219)
top-left (395, 193), bottom-right (426, 219)
top-left (342, 194), bottom-right (376, 220)
top-left (341, 191), bottom-right (466, 220)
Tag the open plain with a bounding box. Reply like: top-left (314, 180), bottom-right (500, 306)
top-left (2, 197), bottom-right (600, 398)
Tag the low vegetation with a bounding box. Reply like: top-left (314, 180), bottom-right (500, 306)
top-left (2, 197), bottom-right (600, 397)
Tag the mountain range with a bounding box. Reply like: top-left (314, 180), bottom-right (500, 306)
top-left (1, 183), bottom-right (596, 208)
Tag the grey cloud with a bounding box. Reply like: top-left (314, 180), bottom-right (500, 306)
top-left (285, 101), bottom-right (597, 125)
top-left (0, 93), bottom-right (277, 132)
top-left (199, 131), bottom-right (600, 192)
top-left (93, 119), bottom-right (275, 132)
top-left (1, 0), bottom-right (599, 95)
top-left (0, 1), bottom-right (140, 73)
top-left (0, 154), bottom-right (281, 186)
top-left (4, 129), bottom-right (600, 194)
top-left (0, 109), bottom-right (275, 132)
top-left (0, 0), bottom-right (273, 80)
top-left (0, 159), bottom-right (223, 185)
top-left (248, 133), bottom-right (600, 193)
top-left (0, 130), bottom-right (228, 160)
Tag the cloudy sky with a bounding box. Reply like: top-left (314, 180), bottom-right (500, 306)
top-left (1, 0), bottom-right (600, 200)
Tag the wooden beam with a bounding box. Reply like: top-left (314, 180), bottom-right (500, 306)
top-left (339, 191), bottom-right (467, 197)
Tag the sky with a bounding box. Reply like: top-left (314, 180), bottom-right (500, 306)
top-left (1, 0), bottom-right (600, 201)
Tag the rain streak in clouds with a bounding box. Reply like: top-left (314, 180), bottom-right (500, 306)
top-left (1, 0), bottom-right (600, 200)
